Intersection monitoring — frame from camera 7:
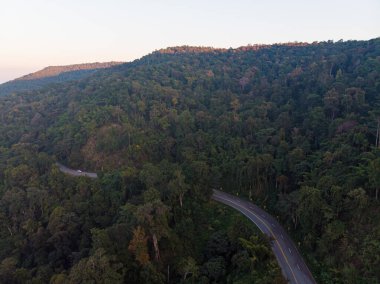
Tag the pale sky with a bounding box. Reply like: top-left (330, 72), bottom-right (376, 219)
top-left (0, 0), bottom-right (379, 83)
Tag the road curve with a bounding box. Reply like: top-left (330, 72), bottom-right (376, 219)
top-left (54, 166), bottom-right (315, 283)
top-left (212, 189), bottom-right (316, 284)
top-left (56, 162), bottom-right (98, 178)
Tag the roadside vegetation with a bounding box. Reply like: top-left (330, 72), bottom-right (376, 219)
top-left (0, 39), bottom-right (379, 283)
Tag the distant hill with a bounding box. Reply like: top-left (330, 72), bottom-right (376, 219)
top-left (0, 62), bottom-right (124, 96)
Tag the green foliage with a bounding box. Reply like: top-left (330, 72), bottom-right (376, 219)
top-left (68, 248), bottom-right (125, 284)
top-left (0, 39), bottom-right (379, 282)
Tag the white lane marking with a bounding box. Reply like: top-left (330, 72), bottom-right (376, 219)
top-left (288, 248), bottom-right (292, 254)
top-left (281, 234), bottom-right (284, 239)
top-left (297, 264), bottom-right (300, 270)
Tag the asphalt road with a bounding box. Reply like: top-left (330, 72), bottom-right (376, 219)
top-left (55, 164), bottom-right (315, 283)
top-left (56, 162), bottom-right (98, 178)
top-left (212, 189), bottom-right (316, 284)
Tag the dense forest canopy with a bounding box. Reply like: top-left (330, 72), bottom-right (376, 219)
top-left (0, 39), bottom-right (379, 283)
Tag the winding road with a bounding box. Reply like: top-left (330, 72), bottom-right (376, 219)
top-left (56, 163), bottom-right (315, 283)
top-left (212, 189), bottom-right (316, 284)
top-left (56, 162), bottom-right (98, 178)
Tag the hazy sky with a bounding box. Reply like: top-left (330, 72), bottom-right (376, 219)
top-left (0, 0), bottom-right (379, 83)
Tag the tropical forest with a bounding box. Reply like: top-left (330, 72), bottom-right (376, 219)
top-left (0, 38), bottom-right (379, 283)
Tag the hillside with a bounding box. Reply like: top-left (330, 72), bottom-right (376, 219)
top-left (0, 39), bottom-right (379, 283)
top-left (0, 62), bottom-right (123, 96)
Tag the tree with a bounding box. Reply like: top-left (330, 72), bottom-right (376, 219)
top-left (134, 188), bottom-right (170, 261)
top-left (178, 256), bottom-right (199, 281)
top-left (68, 248), bottom-right (124, 283)
top-left (238, 235), bottom-right (271, 268)
top-left (296, 186), bottom-right (331, 240)
top-left (368, 158), bottom-right (380, 200)
top-left (168, 169), bottom-right (189, 208)
top-left (200, 257), bottom-right (226, 282)
top-left (323, 88), bottom-right (342, 120)
top-left (128, 226), bottom-right (150, 266)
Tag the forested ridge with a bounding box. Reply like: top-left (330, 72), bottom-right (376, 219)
top-left (0, 38), bottom-right (379, 283)
top-left (0, 62), bottom-right (123, 97)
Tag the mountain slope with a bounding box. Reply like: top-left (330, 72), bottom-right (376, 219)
top-left (0, 62), bottom-right (123, 96)
top-left (0, 39), bottom-right (379, 283)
